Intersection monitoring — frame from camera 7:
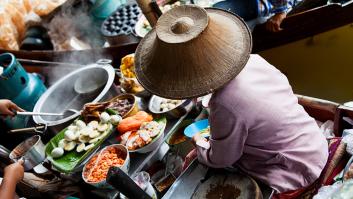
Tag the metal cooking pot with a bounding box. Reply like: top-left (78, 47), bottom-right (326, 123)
top-left (33, 59), bottom-right (118, 134)
top-left (9, 135), bottom-right (45, 171)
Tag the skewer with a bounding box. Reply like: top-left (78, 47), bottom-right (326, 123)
top-left (17, 58), bottom-right (83, 67)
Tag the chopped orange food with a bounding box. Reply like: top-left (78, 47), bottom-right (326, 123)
top-left (83, 147), bottom-right (126, 183)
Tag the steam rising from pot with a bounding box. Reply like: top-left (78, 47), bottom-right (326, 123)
top-left (42, 0), bottom-right (113, 85)
top-left (46, 0), bottom-right (104, 51)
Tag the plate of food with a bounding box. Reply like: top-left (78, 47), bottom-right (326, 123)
top-left (107, 94), bottom-right (139, 118)
top-left (119, 54), bottom-right (150, 98)
top-left (134, 1), bottom-right (182, 38)
top-left (82, 144), bottom-right (129, 188)
top-left (184, 119), bottom-right (210, 138)
top-left (45, 109), bottom-right (121, 173)
top-left (117, 111), bottom-right (167, 153)
top-left (148, 95), bottom-right (193, 119)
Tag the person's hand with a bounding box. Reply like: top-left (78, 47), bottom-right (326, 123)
top-left (192, 132), bottom-right (207, 146)
top-left (266, 12), bottom-right (287, 32)
top-left (182, 148), bottom-right (197, 171)
top-left (4, 160), bottom-right (24, 183)
top-left (0, 99), bottom-right (24, 117)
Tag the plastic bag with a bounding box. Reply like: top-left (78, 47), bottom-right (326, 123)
top-left (314, 180), bottom-right (353, 199)
top-left (318, 120), bottom-right (335, 138)
top-left (0, 0), bottom-right (68, 50)
top-left (0, 7), bottom-right (20, 50)
top-left (313, 182), bottom-right (342, 199)
top-left (0, 0), bottom-right (26, 50)
top-left (342, 129), bottom-right (353, 155)
top-left (24, 0), bottom-right (67, 16)
top-left (5, 2), bottom-right (26, 39)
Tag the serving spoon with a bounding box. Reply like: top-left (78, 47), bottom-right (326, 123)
top-left (5, 109), bottom-right (80, 117)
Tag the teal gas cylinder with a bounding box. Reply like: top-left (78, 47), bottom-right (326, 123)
top-left (0, 53), bottom-right (46, 129)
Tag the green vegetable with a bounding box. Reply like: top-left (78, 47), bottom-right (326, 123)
top-left (106, 108), bottom-right (118, 115)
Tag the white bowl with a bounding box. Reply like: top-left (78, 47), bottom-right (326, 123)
top-left (148, 95), bottom-right (192, 119)
top-left (129, 120), bottom-right (167, 154)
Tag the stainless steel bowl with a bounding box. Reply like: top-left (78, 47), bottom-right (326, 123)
top-left (9, 135), bottom-right (45, 171)
top-left (148, 95), bottom-right (193, 119)
top-left (33, 60), bottom-right (118, 133)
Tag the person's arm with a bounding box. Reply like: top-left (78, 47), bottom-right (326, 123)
top-left (0, 161), bottom-right (24, 199)
top-left (266, 0), bottom-right (290, 32)
top-left (0, 100), bottom-right (24, 117)
top-left (193, 103), bottom-right (248, 168)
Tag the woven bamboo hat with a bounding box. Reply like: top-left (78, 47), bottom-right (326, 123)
top-left (135, 5), bottom-right (252, 99)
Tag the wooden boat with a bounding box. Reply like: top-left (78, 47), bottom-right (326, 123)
top-left (257, 2), bottom-right (353, 103)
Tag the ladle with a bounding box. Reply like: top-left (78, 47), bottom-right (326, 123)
top-left (12, 109), bottom-right (79, 117)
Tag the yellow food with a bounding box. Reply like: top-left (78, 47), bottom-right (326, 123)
top-left (120, 54), bottom-right (136, 78)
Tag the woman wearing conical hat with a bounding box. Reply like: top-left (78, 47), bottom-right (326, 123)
top-left (134, 5), bottom-right (328, 194)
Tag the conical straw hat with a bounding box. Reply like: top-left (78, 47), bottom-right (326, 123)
top-left (135, 5), bottom-right (252, 99)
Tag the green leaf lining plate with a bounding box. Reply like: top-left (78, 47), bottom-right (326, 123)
top-left (45, 121), bottom-right (114, 173)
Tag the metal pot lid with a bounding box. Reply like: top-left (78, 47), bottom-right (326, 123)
top-left (33, 60), bottom-right (115, 126)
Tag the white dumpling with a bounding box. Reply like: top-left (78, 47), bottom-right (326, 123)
top-left (80, 127), bottom-right (94, 136)
top-left (87, 121), bottom-right (99, 129)
top-left (76, 143), bottom-right (85, 153)
top-left (100, 112), bottom-right (111, 123)
top-left (110, 115), bottom-right (122, 125)
top-left (89, 130), bottom-right (100, 139)
top-left (167, 103), bottom-right (176, 110)
top-left (64, 141), bottom-right (76, 151)
top-left (51, 147), bottom-right (64, 158)
top-left (160, 103), bottom-right (167, 109)
top-left (58, 139), bottom-right (66, 148)
top-left (97, 123), bottom-right (108, 132)
top-left (79, 134), bottom-right (90, 143)
top-left (75, 120), bottom-right (86, 129)
top-left (64, 130), bottom-right (76, 141)
top-left (68, 125), bottom-right (78, 132)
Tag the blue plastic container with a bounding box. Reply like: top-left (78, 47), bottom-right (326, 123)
top-left (0, 53), bottom-right (46, 129)
top-left (184, 119), bottom-right (210, 138)
top-left (91, 0), bottom-right (127, 19)
top-left (0, 53), bottom-right (30, 99)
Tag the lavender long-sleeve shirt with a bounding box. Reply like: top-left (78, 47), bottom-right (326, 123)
top-left (196, 54), bottom-right (328, 193)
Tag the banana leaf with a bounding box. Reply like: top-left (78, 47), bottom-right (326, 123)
top-left (45, 121), bottom-right (114, 173)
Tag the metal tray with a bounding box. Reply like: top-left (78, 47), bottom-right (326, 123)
top-left (163, 160), bottom-right (274, 199)
top-left (162, 160), bottom-right (208, 199)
